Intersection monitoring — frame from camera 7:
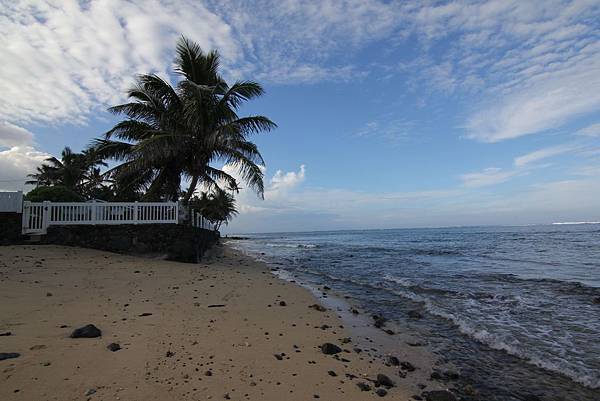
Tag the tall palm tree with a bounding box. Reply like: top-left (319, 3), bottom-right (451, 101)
top-left (94, 74), bottom-right (187, 201)
top-left (95, 36), bottom-right (276, 204)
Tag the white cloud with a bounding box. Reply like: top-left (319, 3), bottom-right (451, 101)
top-left (460, 167), bottom-right (520, 188)
top-left (514, 143), bottom-right (579, 167)
top-left (0, 0), bottom-right (239, 124)
top-left (0, 146), bottom-right (51, 191)
top-left (465, 57), bottom-right (600, 142)
top-left (576, 122), bottom-right (600, 137)
top-left (268, 165), bottom-right (306, 195)
top-left (225, 162), bottom-right (600, 232)
top-left (0, 122), bottom-right (34, 148)
top-left (2, 0), bottom-right (598, 141)
top-left (394, 0), bottom-right (600, 142)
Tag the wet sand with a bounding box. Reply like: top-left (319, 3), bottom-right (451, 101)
top-left (0, 244), bottom-right (450, 400)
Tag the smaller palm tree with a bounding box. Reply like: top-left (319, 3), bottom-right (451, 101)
top-left (191, 188), bottom-right (238, 231)
top-left (27, 146), bottom-right (107, 198)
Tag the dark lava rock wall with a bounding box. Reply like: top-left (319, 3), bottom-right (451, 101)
top-left (0, 213), bottom-right (24, 245)
top-left (40, 224), bottom-right (219, 263)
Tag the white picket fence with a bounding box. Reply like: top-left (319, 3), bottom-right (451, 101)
top-left (190, 209), bottom-right (213, 230)
top-left (21, 201), bottom-right (214, 234)
top-left (0, 191), bottom-right (23, 213)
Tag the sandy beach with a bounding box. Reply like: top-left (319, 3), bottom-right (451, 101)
top-left (0, 244), bottom-right (449, 401)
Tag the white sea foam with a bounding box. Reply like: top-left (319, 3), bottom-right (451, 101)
top-left (552, 221), bottom-right (600, 225)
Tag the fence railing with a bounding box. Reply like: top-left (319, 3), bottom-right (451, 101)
top-left (190, 209), bottom-right (215, 231)
top-left (21, 200), bottom-right (217, 235)
top-left (0, 191), bottom-right (23, 213)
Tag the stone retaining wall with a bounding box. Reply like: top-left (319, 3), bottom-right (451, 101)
top-left (0, 213), bottom-right (24, 245)
top-left (40, 224), bottom-right (219, 263)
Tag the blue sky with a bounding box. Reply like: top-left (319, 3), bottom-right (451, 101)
top-left (1, 0), bottom-right (600, 233)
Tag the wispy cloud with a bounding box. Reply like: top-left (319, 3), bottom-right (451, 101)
top-left (460, 167), bottom-right (521, 188)
top-left (355, 119), bottom-right (415, 142)
top-left (514, 143), bottom-right (579, 167)
top-left (0, 122), bottom-right (34, 148)
top-left (576, 122), bottom-right (600, 137)
top-left (2, 0), bottom-right (598, 140)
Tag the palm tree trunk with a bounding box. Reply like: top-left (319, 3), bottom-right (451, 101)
top-left (183, 174), bottom-right (199, 204)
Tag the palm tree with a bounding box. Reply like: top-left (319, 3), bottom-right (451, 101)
top-left (94, 74), bottom-right (187, 201)
top-left (95, 36), bottom-right (276, 204)
top-left (191, 188), bottom-right (238, 231)
top-left (27, 146), bottom-right (108, 199)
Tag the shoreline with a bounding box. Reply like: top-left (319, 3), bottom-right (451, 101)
top-left (0, 244), bottom-right (453, 401)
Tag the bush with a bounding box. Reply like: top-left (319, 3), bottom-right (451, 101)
top-left (25, 186), bottom-right (84, 202)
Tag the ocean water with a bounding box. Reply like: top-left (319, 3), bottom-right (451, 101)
top-left (229, 225), bottom-right (600, 401)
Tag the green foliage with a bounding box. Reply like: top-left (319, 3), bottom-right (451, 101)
top-left (27, 147), bottom-right (108, 200)
top-left (25, 186), bottom-right (84, 202)
top-left (95, 35), bottom-right (276, 204)
top-left (190, 188), bottom-right (238, 231)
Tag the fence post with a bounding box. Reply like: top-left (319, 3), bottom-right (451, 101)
top-left (91, 201), bottom-right (97, 225)
top-left (175, 201), bottom-right (179, 224)
top-left (22, 201), bottom-right (30, 233)
top-left (133, 201), bottom-right (138, 224)
top-left (42, 201), bottom-right (50, 233)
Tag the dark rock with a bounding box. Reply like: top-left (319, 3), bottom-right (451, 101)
top-left (351, 308), bottom-right (360, 314)
top-left (408, 310), bottom-right (423, 319)
top-left (208, 304), bottom-right (226, 308)
top-left (444, 370), bottom-right (459, 381)
top-left (593, 297), bottom-right (600, 304)
top-left (463, 384), bottom-right (477, 396)
top-left (376, 374), bottom-right (395, 388)
top-left (328, 370), bottom-right (337, 377)
top-left (430, 371), bottom-right (442, 380)
top-left (107, 343), bottom-right (121, 352)
top-left (70, 324), bottom-right (101, 338)
top-left (372, 314), bottom-right (387, 328)
top-left (0, 352), bottom-right (20, 361)
top-left (46, 292), bottom-right (53, 297)
top-left (85, 389), bottom-right (97, 396)
top-left (356, 382), bottom-right (371, 391)
top-left (376, 388), bottom-right (388, 397)
top-left (387, 356), bottom-right (400, 366)
top-left (166, 351), bottom-right (174, 357)
top-left (0, 332), bottom-right (11, 336)
top-left (423, 390), bottom-right (457, 401)
top-left (320, 343), bottom-right (342, 355)
top-left (400, 361), bottom-right (416, 371)
top-left (205, 370), bottom-right (212, 376)
top-left (341, 337), bottom-right (352, 344)
top-left (323, 286), bottom-right (331, 290)
top-left (309, 304), bottom-right (326, 312)
top-left (279, 301), bottom-right (287, 306)
top-left (139, 312), bottom-right (153, 316)
top-left (274, 353), bottom-right (283, 360)
top-left (384, 329), bottom-right (395, 335)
